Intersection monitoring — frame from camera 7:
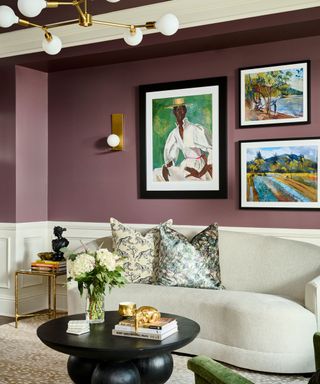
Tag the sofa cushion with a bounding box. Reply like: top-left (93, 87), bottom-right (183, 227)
top-left (110, 218), bottom-right (172, 284)
top-left (105, 284), bottom-right (316, 371)
top-left (155, 224), bottom-right (222, 289)
top-left (68, 282), bottom-right (317, 373)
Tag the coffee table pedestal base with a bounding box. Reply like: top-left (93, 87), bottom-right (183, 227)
top-left (67, 352), bottom-right (173, 384)
top-left (92, 361), bottom-right (140, 384)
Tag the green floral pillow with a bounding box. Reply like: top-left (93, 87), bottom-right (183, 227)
top-left (155, 224), bottom-right (223, 289)
top-left (110, 218), bottom-right (173, 284)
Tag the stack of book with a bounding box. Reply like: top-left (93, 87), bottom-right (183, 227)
top-left (31, 260), bottom-right (67, 273)
top-left (112, 317), bottom-right (178, 340)
top-left (67, 320), bottom-right (90, 335)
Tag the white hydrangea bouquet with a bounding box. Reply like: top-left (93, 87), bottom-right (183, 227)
top-left (66, 247), bottom-right (126, 323)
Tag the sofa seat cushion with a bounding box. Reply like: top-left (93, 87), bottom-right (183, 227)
top-left (102, 284), bottom-right (317, 354)
top-left (68, 282), bottom-right (317, 372)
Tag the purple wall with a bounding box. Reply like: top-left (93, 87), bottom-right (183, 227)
top-left (48, 35), bottom-right (320, 228)
top-left (0, 65), bottom-right (16, 222)
top-left (16, 66), bottom-right (48, 222)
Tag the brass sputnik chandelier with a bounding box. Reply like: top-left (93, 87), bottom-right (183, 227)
top-left (0, 0), bottom-right (179, 55)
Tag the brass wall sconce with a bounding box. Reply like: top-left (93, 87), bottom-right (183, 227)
top-left (107, 113), bottom-right (123, 151)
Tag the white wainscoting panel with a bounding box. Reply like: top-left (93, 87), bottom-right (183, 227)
top-left (21, 236), bottom-right (45, 289)
top-left (0, 221), bottom-right (319, 317)
top-left (50, 221), bottom-right (320, 246)
top-left (219, 226), bottom-right (320, 246)
top-left (16, 223), bottom-right (48, 293)
top-left (0, 223), bottom-right (16, 316)
top-left (0, 237), bottom-right (10, 289)
top-left (48, 222), bottom-right (111, 257)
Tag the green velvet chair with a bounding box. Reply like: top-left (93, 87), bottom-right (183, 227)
top-left (187, 355), bottom-right (254, 384)
top-left (308, 332), bottom-right (320, 384)
top-left (188, 333), bottom-right (320, 384)
top-left (314, 332), bottom-right (320, 371)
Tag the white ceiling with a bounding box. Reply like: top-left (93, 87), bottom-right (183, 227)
top-left (0, 0), bottom-right (320, 58)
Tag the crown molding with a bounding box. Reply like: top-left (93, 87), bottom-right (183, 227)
top-left (0, 0), bottom-right (320, 58)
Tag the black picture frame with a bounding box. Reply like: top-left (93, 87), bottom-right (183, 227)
top-left (239, 60), bottom-right (310, 128)
top-left (139, 77), bottom-right (227, 199)
top-left (239, 137), bottom-right (320, 209)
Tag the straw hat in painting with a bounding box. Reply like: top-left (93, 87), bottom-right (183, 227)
top-left (165, 97), bottom-right (192, 109)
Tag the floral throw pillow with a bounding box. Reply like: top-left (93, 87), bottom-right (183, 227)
top-left (110, 218), bottom-right (173, 284)
top-left (155, 224), bottom-right (223, 289)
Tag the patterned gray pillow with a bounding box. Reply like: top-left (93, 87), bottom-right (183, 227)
top-left (110, 218), bottom-right (173, 284)
top-left (155, 224), bottom-right (223, 289)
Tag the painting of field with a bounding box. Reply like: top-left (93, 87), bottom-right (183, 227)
top-left (243, 142), bottom-right (318, 206)
top-left (247, 173), bottom-right (317, 203)
top-left (240, 62), bottom-right (309, 126)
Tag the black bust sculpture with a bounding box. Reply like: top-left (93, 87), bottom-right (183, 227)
top-left (52, 226), bottom-right (69, 261)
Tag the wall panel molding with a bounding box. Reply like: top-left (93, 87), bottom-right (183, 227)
top-left (51, 220), bottom-right (320, 246)
top-left (0, 225), bottom-right (16, 315)
top-left (0, 237), bottom-right (10, 289)
top-left (0, 220), bottom-right (319, 316)
top-left (0, 222), bottom-right (60, 316)
top-left (0, 223), bottom-right (16, 231)
top-left (48, 221), bottom-right (110, 251)
top-left (219, 226), bottom-right (320, 246)
top-left (16, 222), bottom-right (49, 289)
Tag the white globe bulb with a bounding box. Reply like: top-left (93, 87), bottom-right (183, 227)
top-left (107, 134), bottom-right (120, 148)
top-left (42, 34), bottom-right (62, 55)
top-left (106, 0), bottom-right (120, 2)
top-left (0, 6), bottom-right (19, 28)
top-left (123, 28), bottom-right (143, 46)
top-left (156, 13), bottom-right (179, 36)
top-left (18, 0), bottom-right (46, 17)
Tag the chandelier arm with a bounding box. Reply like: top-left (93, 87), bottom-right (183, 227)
top-left (17, 19), bottom-right (53, 43)
top-left (46, 1), bottom-right (80, 7)
top-left (74, 3), bottom-right (86, 20)
top-left (18, 19), bottom-right (46, 29)
top-left (92, 20), bottom-right (157, 30)
top-left (18, 18), bottom-right (78, 30)
top-left (44, 19), bottom-right (79, 29)
top-left (137, 21), bottom-right (156, 29)
top-left (92, 19), bottom-right (135, 29)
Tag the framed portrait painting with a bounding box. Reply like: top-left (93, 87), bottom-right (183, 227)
top-left (240, 138), bottom-right (320, 209)
top-left (239, 61), bottom-right (310, 127)
top-left (139, 77), bottom-right (227, 199)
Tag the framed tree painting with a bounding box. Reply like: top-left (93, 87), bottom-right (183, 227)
top-left (139, 77), bottom-right (227, 199)
top-left (240, 138), bottom-right (320, 209)
top-left (239, 61), bottom-right (310, 127)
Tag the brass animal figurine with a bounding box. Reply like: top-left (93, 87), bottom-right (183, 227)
top-left (134, 306), bottom-right (161, 331)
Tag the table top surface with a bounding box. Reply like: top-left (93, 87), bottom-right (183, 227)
top-left (37, 311), bottom-right (200, 361)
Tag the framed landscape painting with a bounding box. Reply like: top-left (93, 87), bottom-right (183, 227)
top-left (239, 61), bottom-right (310, 127)
top-left (139, 77), bottom-right (227, 199)
top-left (240, 138), bottom-right (320, 209)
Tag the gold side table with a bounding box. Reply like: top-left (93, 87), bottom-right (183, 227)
top-left (15, 269), bottom-right (66, 328)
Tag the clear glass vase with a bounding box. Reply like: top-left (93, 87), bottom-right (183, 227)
top-left (86, 294), bottom-right (105, 324)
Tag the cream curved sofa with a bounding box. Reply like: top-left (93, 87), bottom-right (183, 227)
top-left (67, 224), bottom-right (320, 374)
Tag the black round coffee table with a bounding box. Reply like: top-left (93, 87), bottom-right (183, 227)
top-left (37, 311), bottom-right (200, 384)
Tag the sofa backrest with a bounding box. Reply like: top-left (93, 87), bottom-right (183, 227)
top-left (76, 224), bottom-right (320, 304)
top-left (219, 231), bottom-right (320, 303)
